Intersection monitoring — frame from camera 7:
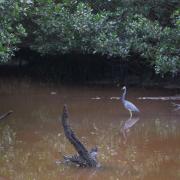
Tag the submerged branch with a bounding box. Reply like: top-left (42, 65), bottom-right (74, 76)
top-left (60, 105), bottom-right (99, 167)
top-left (138, 96), bottom-right (180, 101)
top-left (172, 102), bottom-right (180, 111)
top-left (0, 111), bottom-right (13, 121)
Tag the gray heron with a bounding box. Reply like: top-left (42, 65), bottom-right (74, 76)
top-left (121, 86), bottom-right (140, 118)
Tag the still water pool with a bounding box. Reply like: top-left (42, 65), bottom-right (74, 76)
top-left (0, 79), bottom-right (180, 180)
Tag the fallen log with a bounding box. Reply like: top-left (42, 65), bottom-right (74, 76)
top-left (0, 111), bottom-right (13, 121)
top-left (60, 105), bottom-right (99, 167)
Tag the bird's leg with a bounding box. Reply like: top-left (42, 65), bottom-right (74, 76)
top-left (121, 129), bottom-right (127, 144)
top-left (129, 110), bottom-right (132, 119)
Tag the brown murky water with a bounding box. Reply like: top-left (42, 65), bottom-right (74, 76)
top-left (0, 79), bottom-right (180, 180)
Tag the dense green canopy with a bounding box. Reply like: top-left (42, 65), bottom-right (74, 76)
top-left (0, 0), bottom-right (180, 75)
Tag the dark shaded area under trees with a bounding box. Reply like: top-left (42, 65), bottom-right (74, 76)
top-left (0, 48), bottom-right (179, 86)
top-left (0, 0), bottom-right (180, 85)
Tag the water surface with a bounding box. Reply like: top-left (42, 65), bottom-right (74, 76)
top-left (0, 79), bottom-right (180, 180)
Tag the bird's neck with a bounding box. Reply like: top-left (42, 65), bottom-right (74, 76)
top-left (121, 89), bottom-right (126, 103)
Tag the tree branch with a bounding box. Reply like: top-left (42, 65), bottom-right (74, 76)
top-left (0, 111), bottom-right (13, 121)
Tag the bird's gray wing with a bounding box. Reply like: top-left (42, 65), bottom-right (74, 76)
top-left (125, 101), bottom-right (140, 112)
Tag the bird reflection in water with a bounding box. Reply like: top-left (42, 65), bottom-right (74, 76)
top-left (120, 116), bottom-right (140, 143)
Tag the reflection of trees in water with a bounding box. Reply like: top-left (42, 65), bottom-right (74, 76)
top-left (0, 125), bottom-right (16, 150)
top-left (90, 118), bottom-right (180, 179)
top-left (0, 132), bottom-right (61, 179)
top-left (123, 143), bottom-right (180, 179)
top-left (120, 117), bottom-right (180, 143)
top-left (142, 118), bottom-right (179, 139)
top-left (120, 116), bottom-right (180, 144)
top-left (0, 117), bottom-right (180, 179)
top-left (0, 125), bottom-right (16, 178)
top-left (120, 117), bottom-right (180, 179)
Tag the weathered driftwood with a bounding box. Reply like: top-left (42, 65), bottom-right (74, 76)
top-left (0, 111), bottom-right (13, 121)
top-left (60, 105), bottom-right (99, 167)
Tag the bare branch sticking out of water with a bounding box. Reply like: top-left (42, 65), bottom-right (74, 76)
top-left (0, 111), bottom-right (13, 121)
top-left (60, 105), bottom-right (99, 167)
top-left (172, 102), bottom-right (180, 111)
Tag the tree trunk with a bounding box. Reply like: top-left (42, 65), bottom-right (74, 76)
top-left (60, 105), bottom-right (99, 167)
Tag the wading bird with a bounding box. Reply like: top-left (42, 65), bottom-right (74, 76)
top-left (121, 86), bottom-right (140, 118)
